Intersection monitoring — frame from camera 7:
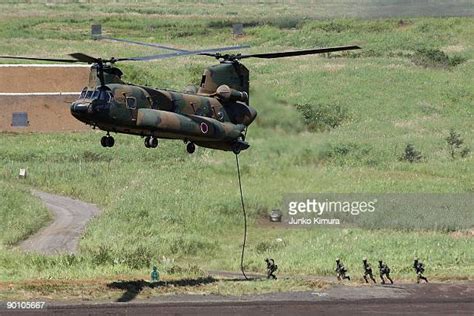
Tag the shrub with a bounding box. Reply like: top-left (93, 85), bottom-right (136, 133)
top-left (400, 144), bottom-right (423, 163)
top-left (411, 48), bottom-right (466, 69)
top-left (295, 103), bottom-right (349, 132)
top-left (446, 129), bottom-right (470, 159)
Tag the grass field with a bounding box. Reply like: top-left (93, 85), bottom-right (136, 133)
top-left (0, 1), bottom-right (473, 299)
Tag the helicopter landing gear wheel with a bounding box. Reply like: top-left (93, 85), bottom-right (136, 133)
top-left (145, 136), bottom-right (158, 148)
top-left (186, 142), bottom-right (196, 154)
top-left (106, 136), bottom-right (115, 147)
top-left (101, 135), bottom-right (114, 148)
top-left (149, 137), bottom-right (158, 148)
top-left (144, 137), bottom-right (150, 148)
top-left (101, 136), bottom-right (108, 147)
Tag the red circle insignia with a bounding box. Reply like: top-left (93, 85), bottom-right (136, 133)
top-left (200, 122), bottom-right (209, 134)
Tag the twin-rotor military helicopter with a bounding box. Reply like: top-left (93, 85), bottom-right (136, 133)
top-left (1, 36), bottom-right (360, 154)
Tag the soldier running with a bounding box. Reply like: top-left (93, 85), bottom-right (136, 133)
top-left (335, 258), bottom-right (351, 281)
top-left (413, 258), bottom-right (429, 283)
top-left (362, 258), bottom-right (376, 283)
top-left (378, 260), bottom-right (393, 284)
top-left (265, 258), bottom-right (278, 279)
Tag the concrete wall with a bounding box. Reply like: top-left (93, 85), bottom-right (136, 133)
top-left (0, 65), bottom-right (90, 132)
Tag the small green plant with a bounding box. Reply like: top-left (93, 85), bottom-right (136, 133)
top-left (400, 144), bottom-right (423, 163)
top-left (446, 129), bottom-right (470, 159)
top-left (295, 103), bottom-right (349, 132)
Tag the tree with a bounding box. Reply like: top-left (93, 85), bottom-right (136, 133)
top-left (446, 129), bottom-right (469, 159)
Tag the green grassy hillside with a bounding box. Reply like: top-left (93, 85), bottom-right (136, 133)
top-left (0, 2), bottom-right (472, 287)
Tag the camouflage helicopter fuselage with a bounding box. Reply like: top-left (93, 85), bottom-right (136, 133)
top-left (70, 62), bottom-right (257, 153)
top-left (1, 44), bottom-right (359, 153)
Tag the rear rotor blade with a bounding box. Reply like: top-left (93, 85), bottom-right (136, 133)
top-left (117, 44), bottom-right (250, 62)
top-left (101, 36), bottom-right (189, 52)
top-left (198, 45), bottom-right (361, 61)
top-left (238, 45), bottom-right (361, 59)
top-left (0, 55), bottom-right (79, 63)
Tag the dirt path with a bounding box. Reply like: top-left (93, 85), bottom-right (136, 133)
top-left (19, 190), bottom-right (100, 255)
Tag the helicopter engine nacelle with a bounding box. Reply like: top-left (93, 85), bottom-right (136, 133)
top-left (215, 85), bottom-right (248, 103)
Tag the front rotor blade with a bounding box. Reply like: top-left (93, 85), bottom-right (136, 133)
top-left (117, 44), bottom-right (250, 62)
top-left (238, 45), bottom-right (361, 59)
top-left (101, 36), bottom-right (189, 52)
top-left (69, 53), bottom-right (99, 64)
top-left (0, 55), bottom-right (79, 63)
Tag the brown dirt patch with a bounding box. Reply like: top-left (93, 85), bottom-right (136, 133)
top-left (449, 229), bottom-right (474, 239)
top-left (0, 65), bottom-right (91, 132)
top-left (0, 95), bottom-right (88, 132)
top-left (0, 65), bottom-right (89, 93)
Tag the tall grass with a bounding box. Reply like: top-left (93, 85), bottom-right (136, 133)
top-left (0, 181), bottom-right (50, 245)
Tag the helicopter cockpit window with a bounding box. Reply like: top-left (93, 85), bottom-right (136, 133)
top-left (200, 75), bottom-right (206, 87)
top-left (126, 97), bottom-right (137, 109)
top-left (85, 90), bottom-right (93, 99)
top-left (92, 90), bottom-right (100, 99)
top-left (97, 89), bottom-right (111, 102)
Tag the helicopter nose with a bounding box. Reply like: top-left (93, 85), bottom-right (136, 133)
top-left (70, 103), bottom-right (92, 123)
top-left (70, 103), bottom-right (89, 116)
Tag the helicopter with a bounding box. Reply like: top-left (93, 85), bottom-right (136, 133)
top-left (0, 39), bottom-right (360, 154)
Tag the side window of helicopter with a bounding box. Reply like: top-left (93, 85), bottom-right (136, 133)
top-left (107, 91), bottom-right (114, 103)
top-left (195, 107), bottom-right (203, 116)
top-left (126, 97), bottom-right (137, 109)
top-left (92, 90), bottom-right (100, 99)
top-left (217, 111), bottom-right (225, 121)
top-left (80, 87), bottom-right (87, 99)
top-left (97, 90), bottom-right (110, 102)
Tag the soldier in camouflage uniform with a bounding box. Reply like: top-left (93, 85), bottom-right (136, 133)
top-left (265, 258), bottom-right (278, 280)
top-left (150, 265), bottom-right (159, 282)
top-left (335, 258), bottom-right (351, 281)
top-left (362, 258), bottom-right (376, 283)
top-left (413, 258), bottom-right (428, 283)
top-left (378, 260), bottom-right (393, 284)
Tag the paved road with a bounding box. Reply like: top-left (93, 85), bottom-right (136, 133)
top-left (19, 190), bottom-right (100, 254)
top-left (2, 283), bottom-right (472, 315)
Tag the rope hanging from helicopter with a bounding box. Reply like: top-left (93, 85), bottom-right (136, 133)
top-left (235, 152), bottom-right (249, 280)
